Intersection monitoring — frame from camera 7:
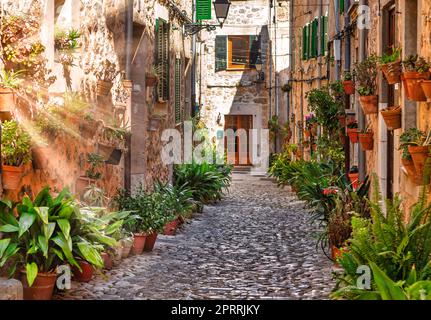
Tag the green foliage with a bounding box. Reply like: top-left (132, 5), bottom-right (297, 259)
top-left (306, 87), bottom-right (340, 133)
top-left (86, 153), bottom-right (104, 180)
top-left (333, 177), bottom-right (431, 299)
top-left (399, 128), bottom-right (431, 148)
top-left (354, 54), bottom-right (378, 96)
top-left (54, 28), bottom-right (81, 51)
top-left (0, 69), bottom-right (23, 89)
top-left (379, 47), bottom-right (401, 65)
top-left (1, 120), bottom-right (32, 167)
top-left (35, 104), bottom-right (64, 138)
top-left (403, 55), bottom-right (431, 73)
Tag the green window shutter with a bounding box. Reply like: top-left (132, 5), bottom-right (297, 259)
top-left (215, 35), bottom-right (227, 71)
top-left (311, 19), bottom-right (318, 58)
top-left (320, 16), bottom-right (328, 56)
top-left (196, 0), bottom-right (212, 20)
top-left (339, 0), bottom-right (344, 13)
top-left (302, 26), bottom-right (307, 60)
top-left (156, 19), bottom-right (170, 101)
top-left (307, 23), bottom-right (311, 60)
top-left (175, 58), bottom-right (182, 124)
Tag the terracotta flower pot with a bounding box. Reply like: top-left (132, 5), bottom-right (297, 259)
top-left (0, 87), bottom-right (16, 112)
top-left (97, 142), bottom-right (116, 161)
top-left (32, 146), bottom-right (49, 170)
top-left (343, 80), bottom-right (355, 95)
top-left (163, 219), bottom-right (179, 236)
top-left (359, 95), bottom-right (378, 114)
top-left (121, 239), bottom-right (133, 258)
top-left (311, 123), bottom-right (318, 135)
top-left (145, 73), bottom-right (158, 87)
top-left (402, 71), bottom-right (430, 101)
top-left (304, 130), bottom-right (311, 138)
top-left (1, 165), bottom-right (23, 190)
top-left (97, 80), bottom-right (113, 96)
top-left (144, 232), bottom-right (158, 252)
top-left (20, 270), bottom-right (57, 300)
top-left (359, 132), bottom-right (374, 151)
top-left (132, 233), bottom-right (147, 255)
top-left (401, 157), bottom-right (417, 177)
top-left (72, 260), bottom-right (94, 282)
top-left (101, 252), bottom-right (113, 270)
top-left (346, 128), bottom-right (359, 144)
top-left (380, 60), bottom-right (402, 85)
top-left (337, 115), bottom-right (346, 127)
top-left (419, 80), bottom-right (431, 101)
top-left (348, 173), bottom-right (359, 189)
top-left (112, 245), bottom-right (123, 266)
top-left (408, 145), bottom-right (430, 177)
top-left (381, 107), bottom-right (401, 130)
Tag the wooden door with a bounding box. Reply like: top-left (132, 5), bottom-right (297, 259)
top-left (224, 115), bottom-right (253, 166)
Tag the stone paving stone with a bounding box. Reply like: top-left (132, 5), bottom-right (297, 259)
top-left (54, 174), bottom-right (334, 300)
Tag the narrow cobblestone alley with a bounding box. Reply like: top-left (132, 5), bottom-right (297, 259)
top-left (55, 174), bottom-right (334, 300)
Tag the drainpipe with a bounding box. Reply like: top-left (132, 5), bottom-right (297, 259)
top-left (333, 0), bottom-right (340, 80)
top-left (358, 0), bottom-right (367, 182)
top-left (344, 0), bottom-right (351, 173)
top-left (191, 0), bottom-right (197, 117)
top-left (124, 0), bottom-right (133, 192)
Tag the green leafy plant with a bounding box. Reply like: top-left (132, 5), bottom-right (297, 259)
top-left (399, 128), bottom-right (431, 148)
top-left (347, 121), bottom-right (358, 129)
top-left (354, 54), bottom-right (378, 96)
top-left (54, 28), bottom-right (81, 51)
top-left (306, 87), bottom-right (340, 134)
top-left (403, 55), bottom-right (431, 73)
top-left (85, 153), bottom-right (105, 180)
top-left (0, 69), bottom-right (23, 89)
top-left (1, 120), bottom-right (32, 167)
top-left (343, 70), bottom-right (354, 81)
top-left (379, 47), bottom-right (402, 65)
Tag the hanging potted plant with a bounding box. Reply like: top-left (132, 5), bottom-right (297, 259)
top-left (347, 166), bottom-right (359, 189)
top-left (80, 113), bottom-right (102, 140)
top-left (381, 106), bottom-right (401, 130)
top-left (145, 65), bottom-right (159, 87)
top-left (337, 112), bottom-right (346, 127)
top-left (0, 69), bottom-right (22, 113)
top-left (399, 130), bottom-right (418, 179)
top-left (355, 55), bottom-right (379, 114)
top-left (402, 55), bottom-right (430, 102)
top-left (304, 114), bottom-right (317, 137)
top-left (346, 120), bottom-right (359, 144)
top-left (342, 71), bottom-right (355, 95)
top-left (358, 124), bottom-right (374, 151)
top-left (1, 120), bottom-right (32, 190)
top-left (399, 128), bottom-right (431, 180)
top-left (95, 59), bottom-right (119, 96)
top-left (379, 46), bottom-right (402, 85)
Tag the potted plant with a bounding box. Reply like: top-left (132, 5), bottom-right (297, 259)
top-left (381, 106), bottom-right (401, 131)
top-left (97, 121), bottom-right (129, 163)
top-left (95, 59), bottom-right (119, 96)
top-left (355, 55), bottom-right (379, 114)
top-left (346, 121), bottom-right (359, 144)
top-left (358, 124), bottom-right (374, 151)
top-left (1, 120), bottom-right (32, 190)
top-left (399, 129), bottom-right (418, 179)
top-left (0, 69), bottom-right (22, 113)
top-left (342, 70), bottom-right (355, 95)
top-left (281, 83), bottom-right (292, 93)
top-left (399, 128), bottom-right (431, 179)
top-left (337, 112), bottom-right (346, 128)
top-left (347, 166), bottom-right (359, 189)
top-left (379, 46), bottom-right (402, 85)
top-left (80, 113), bottom-right (102, 140)
top-left (145, 65), bottom-right (159, 87)
top-left (305, 114), bottom-right (318, 136)
top-left (402, 55), bottom-right (430, 101)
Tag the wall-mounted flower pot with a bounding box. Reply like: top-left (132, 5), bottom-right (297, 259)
top-left (144, 232), bottom-right (158, 252)
top-left (97, 80), bottom-right (113, 96)
top-left (145, 73), bottom-right (158, 87)
top-left (32, 146), bottom-right (49, 170)
top-left (105, 148), bottom-right (123, 165)
top-left (380, 60), bottom-right (402, 84)
top-left (408, 145), bottom-right (430, 178)
top-left (97, 142), bottom-right (116, 161)
top-left (402, 72), bottom-right (430, 101)
top-left (419, 80), bottom-right (431, 101)
top-left (72, 260), bottom-right (94, 282)
top-left (401, 157), bottom-right (417, 178)
top-left (132, 233), bottom-right (147, 255)
top-left (359, 95), bottom-right (378, 114)
top-left (348, 173), bottom-right (359, 189)
top-left (346, 128), bottom-right (359, 144)
top-left (163, 219), bottom-right (179, 236)
top-left (2, 165), bottom-right (23, 190)
top-left (343, 80), bottom-right (355, 95)
top-left (381, 107), bottom-right (401, 130)
top-left (359, 133), bottom-right (374, 150)
top-left (0, 87), bottom-right (16, 112)
top-left (101, 252), bottom-right (113, 270)
top-left (20, 270), bottom-right (57, 300)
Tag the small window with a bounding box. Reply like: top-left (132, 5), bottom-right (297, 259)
top-left (155, 18), bottom-right (169, 102)
top-left (228, 36), bottom-right (250, 69)
top-left (215, 35), bottom-right (259, 72)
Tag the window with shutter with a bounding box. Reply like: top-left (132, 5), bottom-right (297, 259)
top-left (319, 15), bottom-right (328, 56)
top-left (306, 24), bottom-right (311, 60)
top-left (302, 26), bottom-right (307, 60)
top-left (196, 0), bottom-right (212, 20)
top-left (311, 19), bottom-right (318, 58)
top-left (215, 35), bottom-right (227, 71)
top-left (175, 58), bottom-right (182, 124)
top-left (155, 18), bottom-right (169, 102)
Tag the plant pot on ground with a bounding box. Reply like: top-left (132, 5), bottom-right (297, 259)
top-left (381, 106), bottom-right (401, 130)
top-left (1, 120), bottom-right (32, 190)
top-left (101, 252), bottom-right (113, 270)
top-left (131, 233), bottom-right (147, 255)
top-left (20, 270), bottom-right (57, 300)
top-left (121, 238), bottom-right (133, 258)
top-left (379, 47), bottom-right (402, 85)
top-left (144, 232), bottom-right (158, 252)
top-left (402, 55), bottom-right (431, 102)
top-left (163, 218), bottom-right (179, 236)
top-left (72, 260), bottom-right (94, 282)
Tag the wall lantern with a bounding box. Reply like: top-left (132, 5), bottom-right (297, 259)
top-left (184, 0), bottom-right (231, 36)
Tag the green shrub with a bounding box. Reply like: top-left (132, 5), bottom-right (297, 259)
top-left (1, 120), bottom-right (32, 167)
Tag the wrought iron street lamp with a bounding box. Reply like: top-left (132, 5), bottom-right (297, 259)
top-left (255, 55), bottom-right (264, 81)
top-left (184, 0), bottom-right (231, 36)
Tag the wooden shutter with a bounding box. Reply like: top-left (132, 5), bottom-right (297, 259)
top-left (215, 35), bottom-right (227, 71)
top-left (306, 24), bottom-right (311, 60)
top-left (302, 26), bottom-right (307, 60)
top-left (320, 16), bottom-right (328, 56)
top-left (175, 58), bottom-right (181, 124)
top-left (311, 19), bottom-right (318, 58)
top-left (249, 35), bottom-right (259, 67)
top-left (156, 19), bottom-right (169, 101)
top-left (339, 0), bottom-right (344, 13)
top-left (196, 0), bottom-right (212, 20)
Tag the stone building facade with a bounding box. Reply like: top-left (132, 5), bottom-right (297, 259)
top-left (0, 0), bottom-right (194, 200)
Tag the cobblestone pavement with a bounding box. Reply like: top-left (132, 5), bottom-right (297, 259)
top-left (55, 173), bottom-right (334, 300)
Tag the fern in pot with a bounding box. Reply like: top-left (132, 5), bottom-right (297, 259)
top-left (1, 120), bottom-right (32, 190)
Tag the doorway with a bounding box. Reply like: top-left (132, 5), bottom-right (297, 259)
top-left (224, 115), bottom-right (253, 166)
